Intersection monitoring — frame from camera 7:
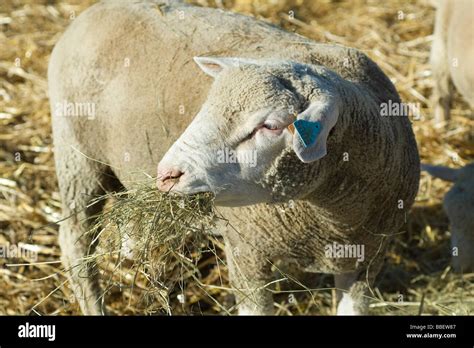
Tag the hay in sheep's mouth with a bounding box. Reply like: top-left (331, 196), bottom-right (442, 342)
top-left (84, 186), bottom-right (222, 314)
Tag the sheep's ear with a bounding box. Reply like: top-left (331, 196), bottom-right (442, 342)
top-left (291, 100), bottom-right (339, 163)
top-left (421, 164), bottom-right (458, 182)
top-left (193, 56), bottom-right (258, 78)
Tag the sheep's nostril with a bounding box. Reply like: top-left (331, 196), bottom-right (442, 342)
top-left (163, 170), bottom-right (184, 181)
top-left (156, 168), bottom-right (184, 191)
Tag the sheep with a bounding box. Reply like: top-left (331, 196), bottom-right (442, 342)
top-left (48, 0), bottom-right (420, 315)
top-left (430, 0), bottom-right (474, 124)
top-left (421, 163), bottom-right (474, 273)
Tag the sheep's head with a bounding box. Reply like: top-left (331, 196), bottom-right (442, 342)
top-left (443, 163), bottom-right (474, 273)
top-left (422, 162), bottom-right (474, 272)
top-left (157, 57), bottom-right (343, 206)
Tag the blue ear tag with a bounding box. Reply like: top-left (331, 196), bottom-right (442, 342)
top-left (292, 120), bottom-right (321, 148)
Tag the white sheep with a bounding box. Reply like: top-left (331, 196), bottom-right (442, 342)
top-left (430, 0), bottom-right (474, 124)
top-left (422, 163), bottom-right (474, 273)
top-left (49, 0), bottom-right (420, 315)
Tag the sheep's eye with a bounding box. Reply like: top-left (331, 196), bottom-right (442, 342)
top-left (239, 122), bottom-right (282, 144)
top-left (263, 123), bottom-right (279, 130)
top-left (262, 120), bottom-right (284, 131)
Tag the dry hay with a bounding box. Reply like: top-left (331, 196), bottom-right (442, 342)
top-left (87, 187), bottom-right (224, 315)
top-left (0, 0), bottom-right (473, 315)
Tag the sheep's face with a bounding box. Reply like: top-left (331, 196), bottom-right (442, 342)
top-left (444, 164), bottom-right (474, 272)
top-left (157, 57), bottom-right (342, 206)
top-left (422, 163), bottom-right (474, 272)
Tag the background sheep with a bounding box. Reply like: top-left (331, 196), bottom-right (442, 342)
top-left (430, 0), bottom-right (473, 124)
top-left (422, 163), bottom-right (474, 273)
top-left (49, 0), bottom-right (419, 315)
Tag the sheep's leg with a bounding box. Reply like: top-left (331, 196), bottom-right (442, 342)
top-left (55, 147), bottom-right (110, 315)
top-left (224, 241), bottom-right (274, 315)
top-left (430, 6), bottom-right (453, 124)
top-left (334, 272), bottom-right (370, 315)
top-left (450, 226), bottom-right (474, 273)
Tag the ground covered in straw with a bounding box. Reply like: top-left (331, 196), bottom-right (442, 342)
top-left (0, 0), bottom-right (472, 315)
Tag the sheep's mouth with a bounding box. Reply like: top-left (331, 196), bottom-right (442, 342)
top-left (159, 190), bottom-right (216, 214)
top-left (165, 183), bottom-right (215, 197)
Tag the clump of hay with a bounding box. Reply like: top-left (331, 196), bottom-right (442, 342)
top-left (85, 186), bottom-right (221, 314)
